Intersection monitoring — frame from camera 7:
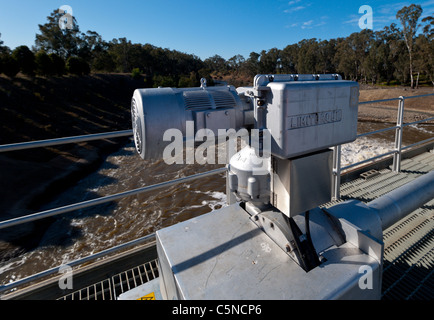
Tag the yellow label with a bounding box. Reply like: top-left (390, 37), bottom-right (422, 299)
top-left (137, 292), bottom-right (155, 300)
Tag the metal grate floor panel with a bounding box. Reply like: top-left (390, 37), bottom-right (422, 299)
top-left (334, 151), bottom-right (434, 300)
top-left (59, 259), bottom-right (159, 300)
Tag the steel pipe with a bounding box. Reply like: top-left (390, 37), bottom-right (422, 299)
top-left (404, 93), bottom-right (434, 99)
top-left (358, 98), bottom-right (400, 105)
top-left (392, 97), bottom-right (405, 172)
top-left (402, 137), bottom-right (434, 151)
top-left (332, 145), bottom-right (341, 200)
top-left (0, 130), bottom-right (133, 153)
top-left (403, 117), bottom-right (434, 127)
top-left (367, 171), bottom-right (434, 231)
top-left (356, 125), bottom-right (399, 138)
top-left (341, 150), bottom-right (396, 171)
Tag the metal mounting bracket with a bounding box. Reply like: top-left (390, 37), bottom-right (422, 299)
top-left (247, 205), bottom-right (320, 272)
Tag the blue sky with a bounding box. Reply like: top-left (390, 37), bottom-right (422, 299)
top-left (0, 0), bottom-right (433, 60)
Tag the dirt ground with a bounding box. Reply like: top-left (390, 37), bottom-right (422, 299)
top-left (358, 86), bottom-right (434, 123)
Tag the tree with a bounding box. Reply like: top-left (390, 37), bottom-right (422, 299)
top-left (178, 74), bottom-right (196, 87)
top-left (297, 39), bottom-right (319, 74)
top-left (335, 31), bottom-right (373, 81)
top-left (1, 54), bottom-right (19, 77)
top-left (78, 30), bottom-right (109, 70)
top-left (107, 37), bottom-right (133, 73)
top-left (228, 54), bottom-right (245, 72)
top-left (280, 44), bottom-right (299, 74)
top-left (0, 33), bottom-right (10, 75)
top-left (35, 51), bottom-right (52, 75)
top-left (66, 56), bottom-right (90, 75)
top-left (92, 50), bottom-right (116, 72)
top-left (0, 33), bottom-right (7, 54)
top-left (197, 68), bottom-right (214, 86)
top-left (34, 9), bottom-right (82, 59)
top-left (316, 39), bottom-right (338, 74)
top-left (396, 4), bottom-right (423, 89)
top-left (335, 37), bottom-right (358, 80)
top-left (204, 55), bottom-right (228, 73)
top-left (415, 16), bottom-right (434, 85)
top-left (259, 48), bottom-right (281, 74)
top-left (422, 16), bottom-right (434, 38)
top-left (242, 52), bottom-right (261, 76)
top-left (0, 35), bottom-right (18, 78)
top-left (49, 53), bottom-right (65, 75)
top-left (375, 24), bottom-right (401, 84)
top-left (152, 74), bottom-right (177, 87)
top-left (148, 46), bottom-right (170, 75)
top-left (393, 40), bottom-right (410, 84)
top-left (131, 67), bottom-right (142, 80)
top-left (362, 32), bottom-right (383, 84)
top-left (12, 45), bottom-right (35, 75)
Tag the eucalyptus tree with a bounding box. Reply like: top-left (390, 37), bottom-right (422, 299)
top-left (396, 4), bottom-right (423, 88)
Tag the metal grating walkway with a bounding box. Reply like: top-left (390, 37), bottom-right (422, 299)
top-left (58, 259), bottom-right (159, 300)
top-left (328, 151), bottom-right (434, 300)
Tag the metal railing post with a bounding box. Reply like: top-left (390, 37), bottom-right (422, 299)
top-left (332, 145), bottom-right (341, 200)
top-left (393, 96), bottom-right (405, 172)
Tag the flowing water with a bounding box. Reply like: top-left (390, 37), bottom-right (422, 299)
top-left (1, 121), bottom-right (433, 285)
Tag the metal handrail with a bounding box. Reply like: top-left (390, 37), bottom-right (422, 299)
top-left (0, 92), bottom-right (433, 293)
top-left (0, 167), bottom-right (226, 230)
top-left (359, 97), bottom-right (401, 104)
top-left (342, 150), bottom-right (397, 170)
top-left (332, 93), bottom-right (434, 200)
top-left (403, 117), bottom-right (434, 127)
top-left (402, 136), bottom-right (434, 151)
top-left (356, 125), bottom-right (399, 138)
top-left (0, 129), bottom-right (133, 153)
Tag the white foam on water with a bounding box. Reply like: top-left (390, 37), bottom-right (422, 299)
top-left (341, 136), bottom-right (394, 167)
top-left (0, 258), bottom-right (27, 281)
top-left (408, 123), bottom-right (434, 135)
top-left (201, 191), bottom-right (227, 211)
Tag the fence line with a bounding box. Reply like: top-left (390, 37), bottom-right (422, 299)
top-left (332, 93), bottom-right (434, 199)
top-left (0, 130), bottom-right (133, 153)
top-left (0, 167), bottom-right (226, 230)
